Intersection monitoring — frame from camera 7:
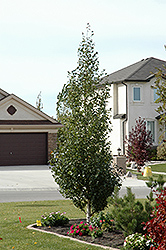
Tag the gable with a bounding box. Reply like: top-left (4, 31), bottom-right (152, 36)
top-left (0, 93), bottom-right (58, 123)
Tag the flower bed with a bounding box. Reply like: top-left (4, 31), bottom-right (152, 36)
top-left (32, 219), bottom-right (125, 249)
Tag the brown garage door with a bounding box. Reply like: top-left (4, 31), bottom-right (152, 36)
top-left (0, 133), bottom-right (47, 166)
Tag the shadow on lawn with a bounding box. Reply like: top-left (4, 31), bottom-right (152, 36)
top-left (15, 204), bottom-right (58, 207)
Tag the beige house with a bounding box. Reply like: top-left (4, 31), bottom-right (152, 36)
top-left (103, 57), bottom-right (166, 156)
top-left (0, 89), bottom-right (62, 166)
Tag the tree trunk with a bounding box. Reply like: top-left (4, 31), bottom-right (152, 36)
top-left (86, 200), bottom-right (91, 224)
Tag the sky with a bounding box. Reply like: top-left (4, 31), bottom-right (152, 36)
top-left (0, 0), bottom-right (166, 117)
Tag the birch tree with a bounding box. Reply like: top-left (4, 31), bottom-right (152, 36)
top-left (50, 24), bottom-right (121, 223)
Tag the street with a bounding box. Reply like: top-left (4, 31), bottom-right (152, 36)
top-left (0, 165), bottom-right (151, 203)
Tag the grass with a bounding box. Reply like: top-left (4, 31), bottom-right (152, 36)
top-left (0, 200), bottom-right (105, 250)
top-left (129, 169), bottom-right (166, 181)
top-left (149, 163), bottom-right (166, 173)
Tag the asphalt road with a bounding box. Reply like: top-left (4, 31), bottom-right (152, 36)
top-left (0, 165), bottom-right (151, 203)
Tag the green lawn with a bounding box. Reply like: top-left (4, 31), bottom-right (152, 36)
top-left (149, 163), bottom-right (166, 173)
top-left (0, 200), bottom-right (105, 250)
top-left (129, 169), bottom-right (166, 181)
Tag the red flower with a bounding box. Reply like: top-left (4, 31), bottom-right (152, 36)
top-left (79, 232), bottom-right (83, 236)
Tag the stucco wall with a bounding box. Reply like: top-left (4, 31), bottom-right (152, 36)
top-left (128, 78), bottom-right (160, 146)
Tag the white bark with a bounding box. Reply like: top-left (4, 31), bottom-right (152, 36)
top-left (86, 201), bottom-right (91, 224)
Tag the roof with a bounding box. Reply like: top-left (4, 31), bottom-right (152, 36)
top-left (0, 88), bottom-right (61, 126)
top-left (103, 57), bottom-right (166, 84)
top-left (0, 120), bottom-right (61, 125)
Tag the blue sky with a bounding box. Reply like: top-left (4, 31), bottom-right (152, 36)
top-left (0, 0), bottom-right (166, 117)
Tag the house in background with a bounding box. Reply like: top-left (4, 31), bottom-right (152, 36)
top-left (0, 89), bottom-right (62, 166)
top-left (103, 57), bottom-right (166, 156)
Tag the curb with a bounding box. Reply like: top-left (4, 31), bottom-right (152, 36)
top-left (27, 224), bottom-right (119, 250)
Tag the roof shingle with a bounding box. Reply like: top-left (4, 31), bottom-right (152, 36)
top-left (103, 57), bottom-right (166, 84)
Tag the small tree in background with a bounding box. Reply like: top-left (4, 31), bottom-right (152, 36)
top-left (125, 117), bottom-right (153, 171)
top-left (152, 65), bottom-right (166, 125)
top-left (36, 91), bottom-right (43, 111)
top-left (157, 142), bottom-right (166, 160)
top-left (50, 24), bottom-right (121, 223)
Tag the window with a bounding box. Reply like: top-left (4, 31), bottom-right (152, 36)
top-left (147, 121), bottom-right (155, 142)
top-left (133, 87), bottom-right (140, 101)
top-left (154, 89), bottom-right (159, 102)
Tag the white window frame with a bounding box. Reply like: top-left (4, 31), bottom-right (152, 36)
top-left (154, 88), bottom-right (159, 102)
top-left (146, 120), bottom-right (155, 142)
top-left (133, 86), bottom-right (141, 102)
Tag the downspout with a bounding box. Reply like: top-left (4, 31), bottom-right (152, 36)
top-left (122, 82), bottom-right (128, 155)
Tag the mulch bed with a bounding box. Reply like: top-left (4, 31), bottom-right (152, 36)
top-left (32, 219), bottom-right (125, 249)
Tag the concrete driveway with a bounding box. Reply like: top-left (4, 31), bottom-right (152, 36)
top-left (0, 165), bottom-right (58, 191)
top-left (0, 165), bottom-right (64, 202)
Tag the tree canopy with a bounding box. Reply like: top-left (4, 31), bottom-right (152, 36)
top-left (50, 24), bottom-right (121, 222)
top-left (153, 66), bottom-right (166, 124)
top-left (36, 91), bottom-right (43, 111)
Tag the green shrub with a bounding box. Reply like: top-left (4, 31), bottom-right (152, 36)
top-left (145, 175), bottom-right (165, 212)
top-left (41, 211), bottom-right (69, 227)
top-left (157, 142), bottom-right (166, 160)
top-left (90, 211), bottom-right (114, 232)
top-left (109, 187), bottom-right (150, 237)
top-left (149, 148), bottom-right (157, 161)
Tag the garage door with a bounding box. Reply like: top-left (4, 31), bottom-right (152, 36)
top-left (0, 133), bottom-right (47, 166)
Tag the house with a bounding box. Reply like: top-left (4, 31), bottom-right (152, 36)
top-left (102, 57), bottom-right (166, 156)
top-left (0, 89), bottom-right (62, 166)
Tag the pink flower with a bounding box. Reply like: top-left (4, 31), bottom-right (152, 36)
top-left (70, 225), bottom-right (73, 230)
top-left (85, 223), bottom-right (87, 226)
top-left (103, 220), bottom-right (105, 222)
top-left (70, 230), bottom-right (74, 234)
top-left (79, 232), bottom-right (83, 236)
top-left (100, 220), bottom-right (102, 223)
top-left (76, 225), bottom-right (79, 229)
top-left (76, 230), bottom-right (79, 233)
top-left (67, 232), bottom-right (69, 234)
top-left (83, 228), bottom-right (85, 230)
top-left (80, 221), bottom-right (83, 224)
